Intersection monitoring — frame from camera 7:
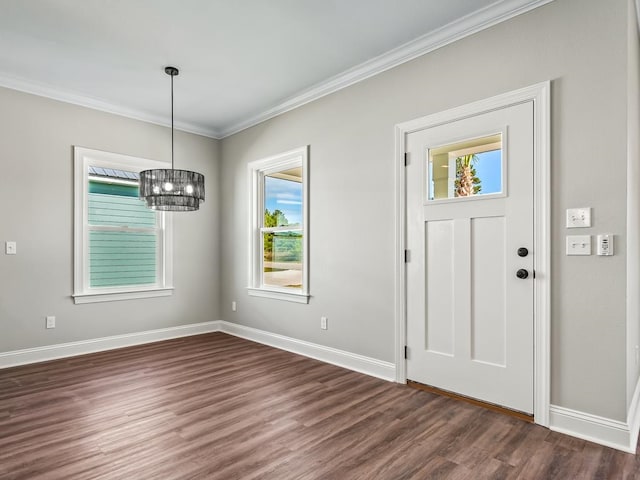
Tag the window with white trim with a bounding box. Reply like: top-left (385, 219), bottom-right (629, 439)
top-left (73, 147), bottom-right (173, 304)
top-left (248, 146), bottom-right (309, 303)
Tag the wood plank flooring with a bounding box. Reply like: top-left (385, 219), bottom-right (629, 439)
top-left (0, 332), bottom-right (638, 479)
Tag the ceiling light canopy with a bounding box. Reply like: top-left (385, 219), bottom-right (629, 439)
top-left (139, 66), bottom-right (205, 211)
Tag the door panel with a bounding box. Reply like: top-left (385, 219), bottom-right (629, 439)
top-left (406, 101), bottom-right (534, 414)
top-left (425, 219), bottom-right (454, 355)
top-left (471, 215), bottom-right (506, 366)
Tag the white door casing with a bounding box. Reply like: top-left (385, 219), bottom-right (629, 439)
top-left (394, 82), bottom-right (550, 425)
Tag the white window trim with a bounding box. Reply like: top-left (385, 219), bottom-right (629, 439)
top-left (247, 146), bottom-right (309, 303)
top-left (73, 146), bottom-right (173, 304)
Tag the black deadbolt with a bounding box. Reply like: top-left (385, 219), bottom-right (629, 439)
top-left (516, 269), bottom-right (529, 279)
top-left (517, 247), bottom-right (529, 257)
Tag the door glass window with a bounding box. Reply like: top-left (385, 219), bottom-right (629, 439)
top-left (427, 133), bottom-right (503, 201)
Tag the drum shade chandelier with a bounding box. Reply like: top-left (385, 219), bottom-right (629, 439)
top-left (139, 66), bottom-right (205, 211)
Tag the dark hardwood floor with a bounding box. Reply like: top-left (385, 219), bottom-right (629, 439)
top-left (0, 332), bottom-right (638, 479)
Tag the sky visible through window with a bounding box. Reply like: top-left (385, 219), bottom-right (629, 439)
top-left (428, 147), bottom-right (502, 200)
top-left (474, 149), bottom-right (501, 195)
top-left (265, 176), bottom-right (302, 225)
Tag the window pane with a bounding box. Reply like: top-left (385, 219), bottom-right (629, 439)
top-left (89, 181), bottom-right (156, 228)
top-left (264, 174), bottom-right (302, 228)
top-left (248, 146), bottom-right (308, 301)
top-left (428, 134), bottom-right (502, 200)
top-left (75, 147), bottom-right (172, 302)
top-left (263, 231), bottom-right (302, 288)
top-left (89, 231), bottom-right (157, 287)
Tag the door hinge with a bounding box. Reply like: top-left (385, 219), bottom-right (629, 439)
top-left (404, 346), bottom-right (408, 359)
top-left (404, 152), bottom-right (409, 166)
top-left (404, 250), bottom-right (410, 263)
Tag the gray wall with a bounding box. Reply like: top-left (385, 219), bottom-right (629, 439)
top-left (221, 0), bottom-right (632, 421)
top-left (0, 87), bottom-right (221, 351)
top-left (627, 0), bottom-right (640, 409)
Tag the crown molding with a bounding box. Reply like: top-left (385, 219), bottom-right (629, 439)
top-left (0, 0), bottom-right (552, 140)
top-left (0, 72), bottom-right (222, 139)
top-left (219, 0), bottom-right (554, 138)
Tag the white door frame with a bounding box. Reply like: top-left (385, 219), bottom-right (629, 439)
top-left (394, 81), bottom-right (551, 427)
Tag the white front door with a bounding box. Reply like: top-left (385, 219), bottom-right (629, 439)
top-left (406, 101), bottom-right (534, 414)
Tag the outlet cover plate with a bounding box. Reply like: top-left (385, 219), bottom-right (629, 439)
top-left (5, 241), bottom-right (16, 255)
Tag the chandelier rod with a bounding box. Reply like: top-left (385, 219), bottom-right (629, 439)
top-left (170, 69), bottom-right (174, 169)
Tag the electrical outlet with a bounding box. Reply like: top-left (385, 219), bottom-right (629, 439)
top-left (231, 301), bottom-right (237, 312)
top-left (5, 241), bottom-right (16, 255)
top-left (46, 316), bottom-right (56, 329)
top-left (320, 316), bottom-right (328, 330)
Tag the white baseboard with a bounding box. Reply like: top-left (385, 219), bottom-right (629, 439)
top-left (0, 321), bottom-right (221, 369)
top-left (217, 321), bottom-right (396, 381)
top-left (627, 375), bottom-right (640, 452)
top-left (0, 320), bottom-right (395, 383)
top-left (549, 404), bottom-right (635, 453)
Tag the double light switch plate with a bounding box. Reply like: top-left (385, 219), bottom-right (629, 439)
top-left (566, 208), bottom-right (591, 228)
top-left (566, 235), bottom-right (591, 255)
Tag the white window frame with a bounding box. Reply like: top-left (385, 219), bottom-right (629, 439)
top-left (73, 146), bottom-right (173, 304)
top-left (248, 146), bottom-right (309, 303)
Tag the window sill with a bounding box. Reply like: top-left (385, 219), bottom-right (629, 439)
top-left (73, 287), bottom-right (173, 304)
top-left (247, 287), bottom-right (310, 304)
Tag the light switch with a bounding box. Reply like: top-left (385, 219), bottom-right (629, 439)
top-left (566, 235), bottom-right (591, 255)
top-left (5, 241), bottom-right (16, 255)
top-left (566, 208), bottom-right (591, 228)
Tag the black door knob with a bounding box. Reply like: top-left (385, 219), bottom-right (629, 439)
top-left (517, 247), bottom-right (529, 257)
top-left (516, 269), bottom-right (529, 279)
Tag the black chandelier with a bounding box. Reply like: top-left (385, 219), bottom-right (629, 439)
top-left (139, 66), bottom-right (205, 211)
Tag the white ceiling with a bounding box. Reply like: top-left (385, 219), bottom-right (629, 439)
top-left (0, 0), bottom-right (550, 138)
